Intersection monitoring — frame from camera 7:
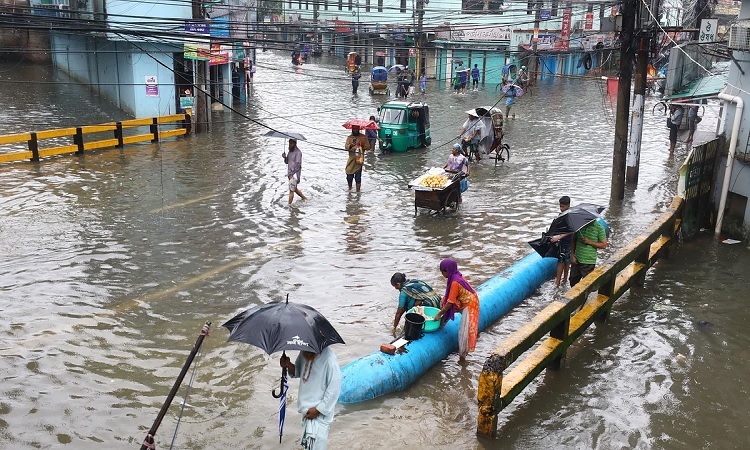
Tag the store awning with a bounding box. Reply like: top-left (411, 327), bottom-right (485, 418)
top-left (663, 72), bottom-right (728, 101)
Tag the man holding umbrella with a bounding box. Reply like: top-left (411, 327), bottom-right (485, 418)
top-left (223, 296), bottom-right (345, 448)
top-left (280, 349), bottom-right (341, 450)
top-left (570, 216), bottom-right (608, 287)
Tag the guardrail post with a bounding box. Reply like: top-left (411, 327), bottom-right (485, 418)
top-left (74, 127), bottom-right (84, 155)
top-left (596, 281), bottom-right (615, 323)
top-left (150, 118), bottom-right (159, 143)
top-left (550, 316), bottom-right (570, 370)
top-left (115, 122), bottom-right (124, 148)
top-left (477, 354), bottom-right (505, 437)
top-left (28, 132), bottom-right (39, 162)
top-left (183, 113), bottom-right (192, 135)
top-left (634, 246), bottom-right (649, 286)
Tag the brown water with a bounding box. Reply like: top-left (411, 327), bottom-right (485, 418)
top-left (1, 55), bottom-right (749, 449)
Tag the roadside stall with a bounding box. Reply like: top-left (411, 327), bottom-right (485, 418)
top-left (408, 168), bottom-right (465, 215)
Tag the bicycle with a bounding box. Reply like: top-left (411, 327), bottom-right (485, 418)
top-left (461, 140), bottom-right (481, 163)
top-left (488, 138), bottom-right (511, 165)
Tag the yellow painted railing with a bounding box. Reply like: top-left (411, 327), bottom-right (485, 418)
top-left (476, 196), bottom-right (684, 436)
top-left (0, 114), bottom-right (192, 164)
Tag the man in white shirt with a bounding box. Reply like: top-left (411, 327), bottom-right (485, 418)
top-left (460, 112), bottom-right (486, 160)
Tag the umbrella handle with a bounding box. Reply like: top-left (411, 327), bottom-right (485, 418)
top-left (272, 351), bottom-right (288, 399)
top-left (272, 366), bottom-right (287, 399)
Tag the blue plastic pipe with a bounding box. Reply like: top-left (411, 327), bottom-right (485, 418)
top-left (338, 252), bottom-right (557, 404)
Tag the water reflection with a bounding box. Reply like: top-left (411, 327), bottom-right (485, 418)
top-left (343, 195), bottom-right (370, 255)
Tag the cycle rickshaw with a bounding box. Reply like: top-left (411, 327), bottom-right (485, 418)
top-left (463, 106), bottom-right (510, 164)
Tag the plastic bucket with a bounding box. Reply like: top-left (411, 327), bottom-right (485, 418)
top-left (404, 313), bottom-right (425, 340)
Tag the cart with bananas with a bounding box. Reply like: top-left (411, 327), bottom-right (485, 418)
top-left (408, 168), bottom-right (466, 216)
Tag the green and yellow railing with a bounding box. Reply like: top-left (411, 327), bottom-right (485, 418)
top-left (0, 113), bottom-right (191, 164)
top-left (477, 196), bottom-right (684, 436)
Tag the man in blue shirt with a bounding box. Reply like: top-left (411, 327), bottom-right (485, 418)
top-left (458, 65), bottom-right (468, 94)
top-left (471, 64), bottom-right (480, 91)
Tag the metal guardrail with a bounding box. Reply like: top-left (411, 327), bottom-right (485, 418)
top-left (0, 113), bottom-right (191, 164)
top-left (476, 196), bottom-right (684, 436)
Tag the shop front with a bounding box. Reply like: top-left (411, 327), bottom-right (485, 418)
top-left (433, 25), bottom-right (511, 86)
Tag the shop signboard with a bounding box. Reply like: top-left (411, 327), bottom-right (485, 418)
top-left (209, 44), bottom-right (230, 66)
top-left (184, 20), bottom-right (210, 61)
top-left (532, 34), bottom-right (559, 50)
top-left (210, 17), bottom-right (230, 38)
top-left (436, 26), bottom-right (511, 42)
top-left (699, 19), bottom-right (717, 43)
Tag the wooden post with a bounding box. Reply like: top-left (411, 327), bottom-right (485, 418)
top-left (115, 122), bottom-right (124, 148)
top-left (477, 354), bottom-right (505, 437)
top-left (28, 132), bottom-right (39, 162)
top-left (150, 118), bottom-right (159, 143)
top-left (74, 127), bottom-right (84, 155)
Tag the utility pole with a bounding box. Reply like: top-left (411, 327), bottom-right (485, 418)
top-left (531, 1), bottom-right (540, 80)
top-left (192, 0), bottom-right (209, 133)
top-left (626, 35), bottom-right (650, 184)
top-left (611, 0), bottom-right (636, 200)
top-left (416, 0), bottom-right (425, 77)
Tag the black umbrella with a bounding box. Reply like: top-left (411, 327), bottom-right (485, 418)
top-left (528, 235), bottom-right (560, 259)
top-left (528, 203), bottom-right (605, 258)
top-left (263, 130), bottom-right (307, 141)
top-left (548, 203), bottom-right (605, 236)
top-left (223, 295), bottom-right (345, 443)
top-left (223, 296), bottom-right (345, 355)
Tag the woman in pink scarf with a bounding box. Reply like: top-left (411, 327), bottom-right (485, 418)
top-left (433, 258), bottom-right (480, 360)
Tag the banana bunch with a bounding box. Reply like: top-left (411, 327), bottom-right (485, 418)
top-left (420, 174), bottom-right (448, 189)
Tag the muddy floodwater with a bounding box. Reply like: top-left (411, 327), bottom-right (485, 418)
top-left (1, 55), bottom-right (749, 449)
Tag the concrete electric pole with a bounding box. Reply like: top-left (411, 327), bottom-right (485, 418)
top-left (626, 35), bottom-right (650, 185)
top-left (611, 0), bottom-right (636, 200)
top-left (416, 0), bottom-right (425, 77)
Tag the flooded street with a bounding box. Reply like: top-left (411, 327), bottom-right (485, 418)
top-left (1, 55), bottom-right (749, 449)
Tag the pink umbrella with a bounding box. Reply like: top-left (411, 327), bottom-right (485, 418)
top-left (502, 84), bottom-right (524, 97)
top-left (343, 119), bottom-right (380, 130)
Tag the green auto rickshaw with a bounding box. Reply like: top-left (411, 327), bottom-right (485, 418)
top-left (377, 101), bottom-right (431, 153)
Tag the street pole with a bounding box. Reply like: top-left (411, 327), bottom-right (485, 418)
top-left (531, 1), bottom-right (540, 80)
top-left (416, 0), bottom-right (424, 77)
top-left (626, 35), bottom-right (650, 184)
top-left (192, 0), bottom-right (209, 134)
top-left (611, 0), bottom-right (636, 200)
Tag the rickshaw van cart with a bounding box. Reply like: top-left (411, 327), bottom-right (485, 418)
top-left (408, 171), bottom-right (464, 215)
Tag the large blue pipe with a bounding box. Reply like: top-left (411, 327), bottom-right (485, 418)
top-left (338, 251), bottom-right (557, 404)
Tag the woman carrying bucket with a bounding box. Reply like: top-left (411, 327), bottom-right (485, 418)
top-left (390, 273), bottom-right (442, 332)
top-left (433, 258), bottom-right (480, 361)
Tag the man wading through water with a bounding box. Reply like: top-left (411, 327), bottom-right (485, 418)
top-left (282, 138), bottom-right (307, 205)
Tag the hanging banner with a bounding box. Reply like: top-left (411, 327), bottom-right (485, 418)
top-left (557, 9), bottom-right (572, 50)
top-left (585, 13), bottom-right (594, 30)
